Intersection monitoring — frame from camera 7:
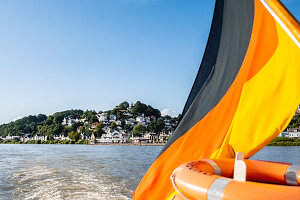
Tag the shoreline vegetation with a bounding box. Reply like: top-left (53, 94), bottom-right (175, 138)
top-left (267, 137), bottom-right (300, 146)
top-left (1, 137), bottom-right (300, 146)
top-left (0, 139), bottom-right (166, 146)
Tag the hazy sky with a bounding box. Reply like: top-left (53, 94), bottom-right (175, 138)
top-left (0, 0), bottom-right (299, 124)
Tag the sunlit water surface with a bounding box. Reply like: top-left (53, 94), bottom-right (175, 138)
top-left (0, 144), bottom-right (299, 200)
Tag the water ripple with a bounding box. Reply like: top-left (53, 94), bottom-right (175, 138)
top-left (2, 144), bottom-right (298, 199)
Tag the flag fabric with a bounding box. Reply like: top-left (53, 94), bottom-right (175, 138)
top-left (133, 0), bottom-right (300, 199)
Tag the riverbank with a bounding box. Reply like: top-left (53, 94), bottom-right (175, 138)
top-left (0, 139), bottom-right (165, 146)
top-left (90, 142), bottom-right (165, 146)
top-left (0, 139), bottom-right (87, 145)
top-left (2, 137), bottom-right (300, 146)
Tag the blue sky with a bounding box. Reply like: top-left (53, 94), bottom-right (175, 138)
top-left (0, 0), bottom-right (299, 124)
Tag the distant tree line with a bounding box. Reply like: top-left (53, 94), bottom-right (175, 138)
top-left (0, 109), bottom-right (86, 138)
top-left (287, 114), bottom-right (300, 129)
top-left (268, 137), bottom-right (300, 146)
top-left (0, 101), bottom-right (178, 141)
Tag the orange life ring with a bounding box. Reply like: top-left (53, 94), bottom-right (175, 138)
top-left (170, 159), bottom-right (300, 200)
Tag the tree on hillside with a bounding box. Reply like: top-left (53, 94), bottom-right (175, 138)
top-left (132, 101), bottom-right (148, 115)
top-left (81, 110), bottom-right (97, 122)
top-left (118, 101), bottom-right (129, 109)
top-left (145, 105), bottom-right (161, 118)
top-left (26, 115), bottom-right (37, 123)
top-left (131, 102), bottom-right (161, 118)
top-left (148, 121), bottom-right (156, 133)
top-left (36, 123), bottom-right (62, 138)
top-left (111, 122), bottom-right (117, 130)
top-left (46, 116), bottom-right (54, 125)
top-left (156, 119), bottom-right (165, 133)
top-left (37, 125), bottom-right (48, 136)
top-left (117, 111), bottom-right (124, 120)
top-left (53, 110), bottom-right (84, 119)
top-left (148, 119), bottom-right (165, 134)
top-left (37, 114), bottom-right (47, 122)
top-left (163, 115), bottom-right (172, 120)
top-left (288, 114), bottom-right (300, 129)
top-left (95, 122), bottom-right (105, 138)
top-left (80, 124), bottom-right (92, 134)
top-left (67, 109), bottom-right (84, 119)
top-left (53, 124), bottom-right (63, 135)
top-left (24, 125), bottom-right (32, 134)
top-left (29, 123), bottom-right (38, 135)
top-left (53, 114), bottom-right (64, 124)
top-left (69, 131), bottom-right (80, 141)
top-left (70, 122), bottom-right (82, 132)
top-left (133, 125), bottom-right (146, 137)
top-left (111, 108), bottom-right (119, 115)
top-left (89, 115), bottom-right (99, 123)
top-left (62, 126), bottom-right (71, 136)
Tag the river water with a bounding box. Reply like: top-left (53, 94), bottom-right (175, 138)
top-left (0, 144), bottom-right (299, 200)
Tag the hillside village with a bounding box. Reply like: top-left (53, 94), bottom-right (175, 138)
top-left (0, 103), bottom-right (299, 145)
top-left (0, 101), bottom-right (180, 144)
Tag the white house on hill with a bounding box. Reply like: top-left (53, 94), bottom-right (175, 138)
top-left (62, 117), bottom-right (79, 127)
top-left (125, 118), bottom-right (136, 125)
top-left (97, 113), bottom-right (109, 124)
top-left (109, 114), bottom-right (117, 122)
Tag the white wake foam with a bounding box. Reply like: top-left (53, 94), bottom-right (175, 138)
top-left (9, 165), bottom-right (131, 200)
